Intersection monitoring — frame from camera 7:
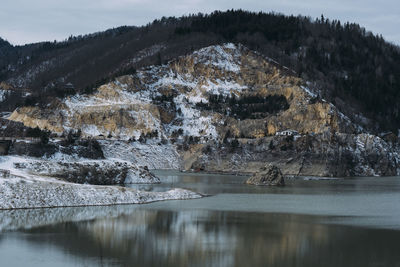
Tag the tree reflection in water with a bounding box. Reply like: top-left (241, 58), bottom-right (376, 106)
top-left (9, 208), bottom-right (400, 267)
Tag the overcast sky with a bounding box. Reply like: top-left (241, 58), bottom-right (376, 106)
top-left (1, 0), bottom-right (399, 46)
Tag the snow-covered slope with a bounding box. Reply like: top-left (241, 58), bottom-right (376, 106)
top-left (0, 155), bottom-right (161, 185)
top-left (99, 140), bottom-right (181, 169)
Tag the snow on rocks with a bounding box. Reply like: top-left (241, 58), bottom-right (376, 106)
top-left (0, 178), bottom-right (201, 210)
top-left (7, 43), bottom-right (252, 142)
top-left (0, 156), bottom-right (160, 185)
top-left (14, 159), bottom-right (160, 185)
top-left (99, 140), bottom-right (181, 169)
top-left (193, 43), bottom-right (242, 73)
top-left (0, 156), bottom-right (201, 210)
top-left (350, 133), bottom-right (400, 176)
top-left (0, 89), bottom-right (9, 102)
top-left (300, 85), bottom-right (317, 98)
top-left (171, 94), bottom-right (218, 138)
top-left (57, 44), bottom-right (246, 140)
top-left (0, 156), bottom-right (31, 179)
top-left (201, 79), bottom-right (247, 97)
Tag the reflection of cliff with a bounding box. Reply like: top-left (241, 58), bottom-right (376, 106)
top-left (231, 214), bottom-right (333, 267)
top-left (78, 210), bottom-right (239, 267)
top-left (11, 209), bottom-right (400, 267)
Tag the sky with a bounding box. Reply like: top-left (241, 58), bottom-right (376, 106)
top-left (1, 0), bottom-right (399, 46)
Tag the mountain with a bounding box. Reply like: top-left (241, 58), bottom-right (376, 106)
top-left (8, 43), bottom-right (400, 177)
top-left (0, 10), bottom-right (400, 133)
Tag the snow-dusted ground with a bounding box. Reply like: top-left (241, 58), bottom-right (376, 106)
top-left (0, 156), bottom-right (201, 210)
top-left (352, 133), bottom-right (400, 176)
top-left (192, 43), bottom-right (242, 73)
top-left (15, 159), bottom-right (160, 185)
top-left (99, 140), bottom-right (181, 169)
top-left (0, 177), bottom-right (200, 210)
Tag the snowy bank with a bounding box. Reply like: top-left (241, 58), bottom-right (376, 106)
top-left (0, 155), bottom-right (160, 185)
top-left (15, 159), bottom-right (160, 185)
top-left (0, 156), bottom-right (201, 210)
top-left (0, 177), bottom-right (201, 210)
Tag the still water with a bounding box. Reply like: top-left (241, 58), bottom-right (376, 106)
top-left (1, 171), bottom-right (400, 267)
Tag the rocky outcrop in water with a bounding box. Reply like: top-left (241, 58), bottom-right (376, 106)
top-left (246, 164), bottom-right (285, 186)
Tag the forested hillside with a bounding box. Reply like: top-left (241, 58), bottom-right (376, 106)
top-left (0, 10), bottom-right (399, 132)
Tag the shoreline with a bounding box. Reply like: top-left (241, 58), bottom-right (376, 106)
top-left (0, 177), bottom-right (202, 210)
top-left (0, 156), bottom-right (202, 210)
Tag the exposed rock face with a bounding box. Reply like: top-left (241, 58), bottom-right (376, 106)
top-left (14, 161), bottom-right (160, 185)
top-left (246, 164), bottom-right (285, 186)
top-left (6, 43), bottom-right (400, 177)
top-left (8, 43), bottom-right (355, 140)
top-left (190, 133), bottom-right (400, 177)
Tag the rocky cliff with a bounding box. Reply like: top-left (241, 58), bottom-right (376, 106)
top-left (7, 43), bottom-right (400, 177)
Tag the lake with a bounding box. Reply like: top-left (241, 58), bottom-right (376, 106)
top-left (1, 171), bottom-right (400, 267)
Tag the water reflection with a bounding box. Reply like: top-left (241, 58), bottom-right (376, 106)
top-left (1, 171), bottom-right (400, 267)
top-left (2, 209), bottom-right (400, 267)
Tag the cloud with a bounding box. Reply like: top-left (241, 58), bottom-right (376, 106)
top-left (0, 0), bottom-right (399, 45)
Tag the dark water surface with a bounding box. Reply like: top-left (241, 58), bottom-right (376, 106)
top-left (1, 171), bottom-right (400, 267)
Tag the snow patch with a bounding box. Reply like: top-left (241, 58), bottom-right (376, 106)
top-left (193, 43), bottom-right (241, 73)
top-left (300, 85), bottom-right (316, 98)
top-left (172, 94), bottom-right (218, 138)
top-left (100, 140), bottom-right (181, 170)
top-left (0, 90), bottom-right (9, 102)
top-left (201, 79), bottom-right (247, 96)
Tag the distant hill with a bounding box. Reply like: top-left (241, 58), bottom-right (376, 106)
top-left (0, 10), bottom-right (399, 132)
